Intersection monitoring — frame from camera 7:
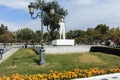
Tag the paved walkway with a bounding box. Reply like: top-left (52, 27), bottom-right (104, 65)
top-left (73, 73), bottom-right (120, 80)
top-left (0, 47), bottom-right (19, 63)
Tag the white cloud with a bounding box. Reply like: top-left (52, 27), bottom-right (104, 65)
top-left (0, 0), bottom-right (35, 10)
top-left (1, 0), bottom-right (120, 31)
top-left (62, 0), bottom-right (120, 30)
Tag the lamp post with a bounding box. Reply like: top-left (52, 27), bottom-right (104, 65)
top-left (28, 0), bottom-right (55, 65)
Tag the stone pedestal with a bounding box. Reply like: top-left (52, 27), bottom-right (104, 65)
top-left (52, 39), bottom-right (74, 46)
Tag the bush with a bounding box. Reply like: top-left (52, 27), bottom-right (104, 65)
top-left (90, 46), bottom-right (120, 56)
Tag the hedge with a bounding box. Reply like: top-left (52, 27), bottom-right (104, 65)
top-left (90, 46), bottom-right (120, 56)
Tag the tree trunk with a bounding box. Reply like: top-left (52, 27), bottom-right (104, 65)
top-left (47, 24), bottom-right (59, 41)
top-left (50, 31), bottom-right (56, 40)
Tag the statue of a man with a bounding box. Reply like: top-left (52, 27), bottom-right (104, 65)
top-left (59, 18), bottom-right (65, 39)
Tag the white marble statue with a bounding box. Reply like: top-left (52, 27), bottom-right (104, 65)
top-left (59, 18), bottom-right (65, 39)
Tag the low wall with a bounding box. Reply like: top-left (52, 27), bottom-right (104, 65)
top-left (33, 45), bottom-right (92, 54)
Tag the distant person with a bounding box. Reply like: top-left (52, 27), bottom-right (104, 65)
top-left (24, 43), bottom-right (27, 48)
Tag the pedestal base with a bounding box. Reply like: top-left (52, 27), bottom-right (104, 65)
top-left (52, 39), bottom-right (74, 46)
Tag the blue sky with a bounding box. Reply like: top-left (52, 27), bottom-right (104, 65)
top-left (0, 0), bottom-right (120, 32)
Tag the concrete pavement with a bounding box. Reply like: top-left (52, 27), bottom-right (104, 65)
top-left (0, 47), bottom-right (19, 63)
top-left (73, 73), bottom-right (120, 80)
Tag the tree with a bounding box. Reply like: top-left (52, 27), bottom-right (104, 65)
top-left (108, 27), bottom-right (120, 41)
top-left (0, 24), bottom-right (14, 43)
top-left (0, 24), bottom-right (8, 34)
top-left (43, 2), bottom-right (68, 40)
top-left (15, 28), bottom-right (34, 42)
top-left (95, 24), bottom-right (109, 41)
top-left (43, 32), bottom-right (50, 43)
top-left (66, 30), bottom-right (85, 39)
top-left (86, 28), bottom-right (96, 44)
top-left (34, 30), bottom-right (42, 43)
top-left (0, 32), bottom-right (15, 43)
top-left (66, 30), bottom-right (86, 44)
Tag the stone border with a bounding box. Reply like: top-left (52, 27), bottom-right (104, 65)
top-left (73, 73), bottom-right (120, 80)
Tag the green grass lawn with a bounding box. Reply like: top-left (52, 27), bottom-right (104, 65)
top-left (0, 48), bottom-right (120, 76)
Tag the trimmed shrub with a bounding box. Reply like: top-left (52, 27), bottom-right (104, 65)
top-left (90, 46), bottom-right (120, 56)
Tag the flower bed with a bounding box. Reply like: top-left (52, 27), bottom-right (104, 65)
top-left (0, 67), bottom-right (120, 80)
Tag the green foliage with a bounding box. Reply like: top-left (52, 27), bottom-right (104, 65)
top-left (42, 2), bottom-right (68, 40)
top-left (43, 2), bottom-right (68, 26)
top-left (0, 24), bottom-right (8, 34)
top-left (66, 30), bottom-right (86, 44)
top-left (90, 46), bottom-right (120, 56)
top-left (66, 25), bottom-right (110, 44)
top-left (43, 32), bottom-right (50, 42)
top-left (15, 28), bottom-right (35, 42)
top-left (64, 24), bottom-right (120, 45)
top-left (1, 23), bottom-right (120, 45)
top-left (34, 30), bottom-right (42, 43)
top-left (108, 28), bottom-right (120, 40)
top-left (0, 24), bottom-right (14, 42)
top-left (95, 24), bottom-right (109, 41)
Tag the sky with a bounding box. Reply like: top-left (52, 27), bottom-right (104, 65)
top-left (0, 0), bottom-right (120, 32)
